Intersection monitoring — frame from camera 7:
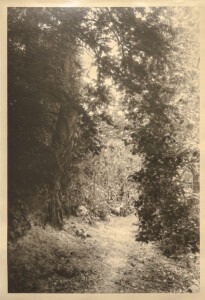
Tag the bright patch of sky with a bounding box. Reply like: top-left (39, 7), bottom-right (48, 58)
top-left (81, 38), bottom-right (119, 85)
top-left (80, 45), bottom-right (125, 119)
top-left (134, 7), bottom-right (152, 21)
top-left (81, 51), bottom-right (97, 83)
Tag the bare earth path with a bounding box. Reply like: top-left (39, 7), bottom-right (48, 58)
top-left (8, 214), bottom-right (199, 293)
top-left (85, 214), bottom-right (138, 293)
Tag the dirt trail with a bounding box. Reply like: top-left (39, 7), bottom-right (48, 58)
top-left (84, 214), bottom-right (138, 292)
top-left (8, 213), bottom-right (200, 293)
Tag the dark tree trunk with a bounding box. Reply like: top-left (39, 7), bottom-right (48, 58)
top-left (45, 103), bottom-right (78, 228)
top-left (45, 180), bottom-right (63, 228)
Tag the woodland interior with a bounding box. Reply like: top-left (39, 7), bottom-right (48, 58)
top-left (7, 7), bottom-right (200, 293)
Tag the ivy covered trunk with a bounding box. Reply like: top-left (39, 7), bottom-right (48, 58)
top-left (41, 29), bottom-right (81, 227)
top-left (44, 181), bottom-right (63, 228)
top-left (45, 104), bottom-right (78, 228)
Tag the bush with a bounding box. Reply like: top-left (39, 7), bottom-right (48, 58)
top-left (159, 192), bottom-right (199, 256)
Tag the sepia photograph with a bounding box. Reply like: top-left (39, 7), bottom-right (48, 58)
top-left (3, 1), bottom-right (201, 295)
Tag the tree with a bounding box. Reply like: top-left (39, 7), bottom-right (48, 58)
top-left (8, 7), bottom-right (115, 232)
top-left (8, 8), bottom-right (87, 231)
top-left (115, 7), bottom-right (199, 254)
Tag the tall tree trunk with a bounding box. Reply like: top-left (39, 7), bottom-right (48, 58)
top-left (45, 39), bottom-right (80, 228)
top-left (45, 103), bottom-right (78, 228)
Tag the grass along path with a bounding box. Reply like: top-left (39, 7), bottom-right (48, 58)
top-left (8, 214), bottom-right (199, 293)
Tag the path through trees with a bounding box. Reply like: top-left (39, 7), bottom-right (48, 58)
top-left (7, 6), bottom-right (200, 293)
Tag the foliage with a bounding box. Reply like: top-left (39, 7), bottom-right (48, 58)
top-left (8, 7), bottom-right (109, 230)
top-left (123, 7), bottom-right (200, 255)
top-left (62, 120), bottom-right (140, 220)
top-left (8, 7), bottom-right (199, 256)
top-left (8, 8), bottom-right (81, 219)
top-left (159, 192), bottom-right (199, 256)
